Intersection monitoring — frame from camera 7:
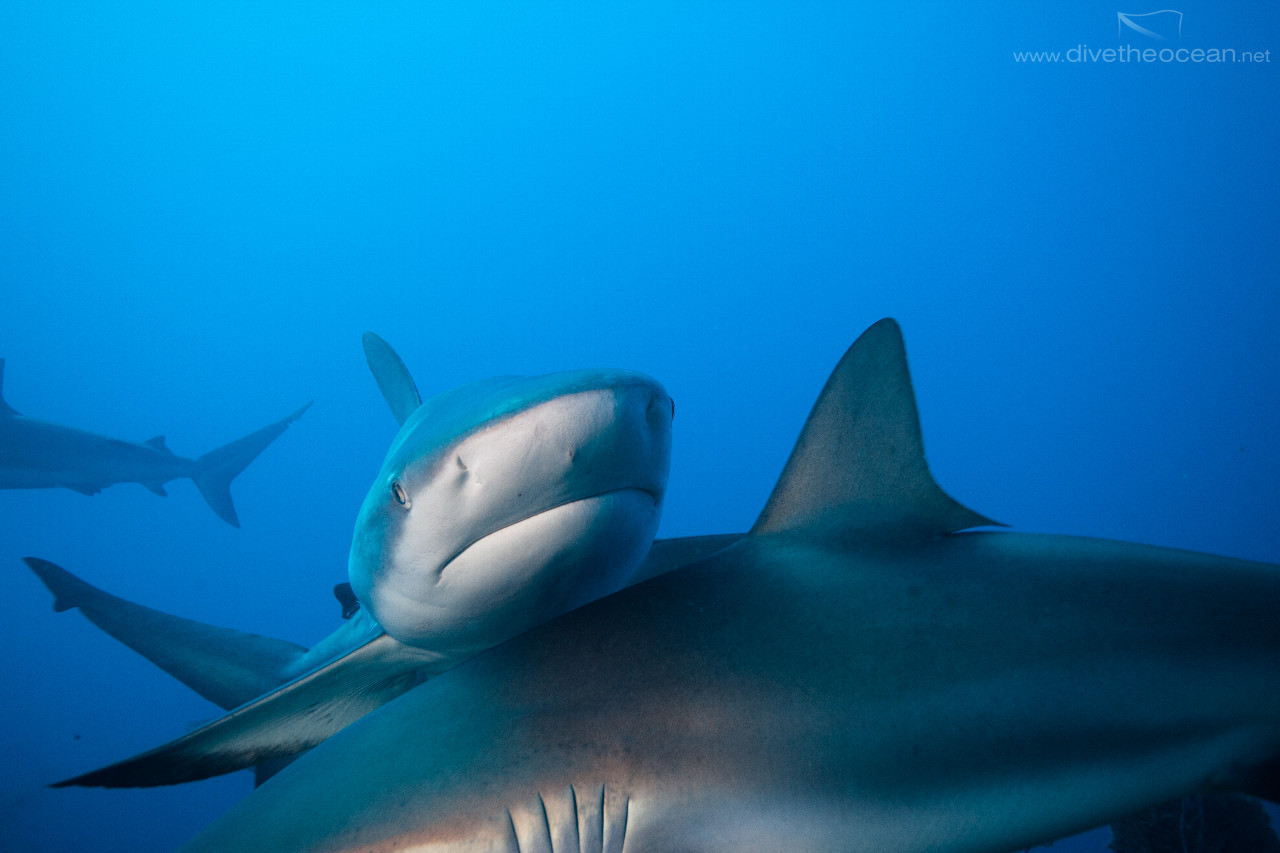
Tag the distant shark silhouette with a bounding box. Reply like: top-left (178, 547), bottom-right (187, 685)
top-left (177, 319), bottom-right (1280, 853)
top-left (0, 359), bottom-right (308, 527)
top-left (31, 333), bottom-right (681, 788)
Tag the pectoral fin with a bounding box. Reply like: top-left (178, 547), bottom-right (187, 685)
top-left (52, 633), bottom-right (439, 788)
top-left (24, 557), bottom-right (306, 711)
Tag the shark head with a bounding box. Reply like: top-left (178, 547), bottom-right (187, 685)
top-left (349, 368), bottom-right (672, 653)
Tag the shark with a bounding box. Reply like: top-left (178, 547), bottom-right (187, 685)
top-left (22, 537), bottom-right (734, 783)
top-left (0, 358), bottom-right (308, 527)
top-left (177, 319), bottom-right (1280, 853)
top-left (31, 333), bottom-right (679, 788)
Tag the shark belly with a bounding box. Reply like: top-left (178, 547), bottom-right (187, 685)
top-left (182, 532), bottom-right (1280, 853)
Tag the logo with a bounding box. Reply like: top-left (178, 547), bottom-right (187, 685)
top-left (1117, 10), bottom-right (1184, 41)
top-left (1011, 9), bottom-right (1270, 66)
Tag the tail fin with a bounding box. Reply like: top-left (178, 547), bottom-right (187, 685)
top-left (192, 403), bottom-right (311, 527)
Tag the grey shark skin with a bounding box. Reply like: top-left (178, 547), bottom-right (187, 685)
top-left (0, 359), bottom-right (308, 526)
top-left (22, 535), bottom-right (736, 714)
top-left (41, 336), bottom-right (675, 789)
top-left (22, 536), bottom-right (738, 787)
top-left (183, 319), bottom-right (1280, 853)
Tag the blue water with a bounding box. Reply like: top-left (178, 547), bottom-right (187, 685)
top-left (2, 3), bottom-right (1277, 851)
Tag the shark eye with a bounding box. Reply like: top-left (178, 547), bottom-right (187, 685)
top-left (391, 480), bottom-right (411, 509)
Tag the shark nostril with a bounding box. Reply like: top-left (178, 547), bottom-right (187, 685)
top-left (646, 392), bottom-right (671, 428)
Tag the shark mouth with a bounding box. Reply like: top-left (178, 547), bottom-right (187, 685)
top-left (436, 487), bottom-right (660, 583)
top-left (370, 487), bottom-right (663, 650)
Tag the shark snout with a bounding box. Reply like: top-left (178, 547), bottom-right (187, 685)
top-left (349, 369), bottom-right (673, 651)
top-left (582, 379), bottom-right (673, 501)
top-left (648, 388), bottom-right (675, 428)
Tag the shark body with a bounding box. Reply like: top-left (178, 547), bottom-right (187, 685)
top-left (181, 319), bottom-right (1280, 853)
top-left (0, 359), bottom-right (307, 526)
top-left (32, 334), bottom-right (676, 788)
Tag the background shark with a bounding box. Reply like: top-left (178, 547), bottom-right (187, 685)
top-left (181, 320), bottom-right (1280, 853)
top-left (30, 333), bottom-right (676, 788)
top-left (0, 359), bottom-right (308, 527)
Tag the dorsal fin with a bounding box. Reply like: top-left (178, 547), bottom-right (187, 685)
top-left (144, 435), bottom-right (169, 452)
top-left (751, 318), bottom-right (998, 540)
top-left (0, 359), bottom-right (18, 416)
top-left (362, 332), bottom-right (422, 427)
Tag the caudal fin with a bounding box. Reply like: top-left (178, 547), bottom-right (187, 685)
top-left (193, 403), bottom-right (311, 527)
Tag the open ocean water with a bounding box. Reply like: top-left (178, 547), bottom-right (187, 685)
top-left (1, 3), bottom-right (1277, 851)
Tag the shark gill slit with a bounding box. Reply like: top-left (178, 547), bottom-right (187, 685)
top-left (566, 785), bottom-right (582, 853)
top-left (537, 792), bottom-right (553, 851)
top-left (505, 808), bottom-right (519, 851)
